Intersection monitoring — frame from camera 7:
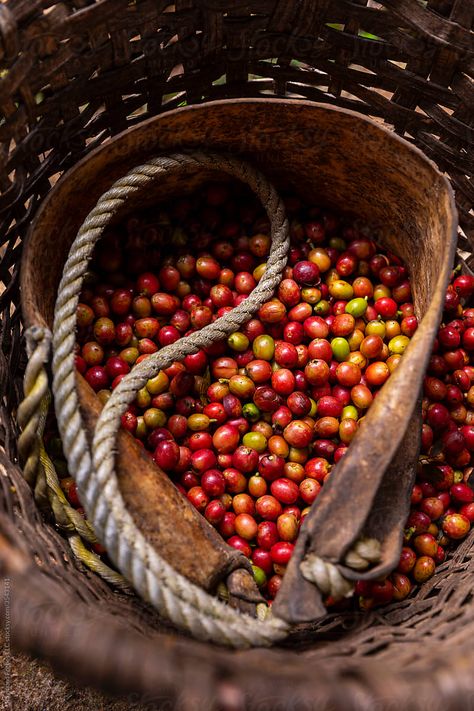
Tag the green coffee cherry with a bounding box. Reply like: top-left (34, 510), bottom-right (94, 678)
top-left (253, 334), bottom-right (275, 361)
top-left (365, 320), bottom-right (386, 338)
top-left (227, 331), bottom-right (250, 352)
top-left (314, 299), bottom-right (330, 315)
top-left (243, 431), bottom-right (267, 453)
top-left (331, 337), bottom-right (350, 362)
top-left (342, 405), bottom-right (359, 421)
top-left (243, 403), bottom-right (261, 422)
top-left (389, 335), bottom-right (410, 354)
top-left (345, 297), bottom-right (368, 318)
top-left (252, 565), bottom-right (267, 588)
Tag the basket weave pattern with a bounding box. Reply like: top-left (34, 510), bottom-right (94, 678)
top-left (0, 1), bottom-right (473, 708)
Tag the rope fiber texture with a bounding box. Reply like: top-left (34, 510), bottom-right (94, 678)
top-left (18, 327), bottom-right (129, 590)
top-left (52, 152), bottom-right (291, 647)
top-left (49, 151), bottom-right (380, 646)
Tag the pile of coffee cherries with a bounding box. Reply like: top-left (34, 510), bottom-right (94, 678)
top-left (355, 272), bottom-right (474, 609)
top-left (57, 179), bottom-right (473, 609)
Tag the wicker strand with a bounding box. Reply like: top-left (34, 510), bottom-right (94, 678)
top-left (51, 151), bottom-right (379, 645)
top-left (18, 327), bottom-right (130, 591)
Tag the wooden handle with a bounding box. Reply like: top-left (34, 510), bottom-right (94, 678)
top-left (273, 405), bottom-right (422, 623)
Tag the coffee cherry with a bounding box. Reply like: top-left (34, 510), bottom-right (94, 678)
top-left (255, 521), bottom-right (279, 551)
top-left (413, 533), bottom-right (438, 557)
top-left (374, 297), bottom-right (397, 319)
top-left (392, 573), bottom-right (412, 601)
top-left (234, 513), bottom-right (258, 540)
top-left (105, 356), bottom-right (130, 380)
top-left (258, 300), bottom-right (286, 324)
top-left (331, 337), bottom-right (350, 362)
top-left (283, 420), bottom-right (313, 448)
top-left (442, 513), bottom-right (470, 539)
top-left (413, 556), bottom-right (436, 583)
top-left (397, 547), bottom-right (417, 574)
top-left (299, 478), bottom-right (321, 504)
top-left (293, 261), bottom-right (320, 286)
top-left (137, 272), bottom-right (160, 296)
top-left (252, 334), bottom-right (275, 361)
top-left (154, 440), bottom-right (180, 471)
top-left (305, 359), bottom-right (330, 385)
top-left (253, 386), bottom-right (281, 413)
top-left (232, 446), bottom-right (259, 473)
top-left (227, 535), bottom-right (252, 558)
top-left (371, 579), bottom-right (394, 605)
top-left (427, 403), bottom-right (450, 430)
top-left (450, 483), bottom-right (474, 504)
top-left (271, 369), bottom-right (296, 396)
top-left (453, 274), bottom-right (474, 297)
top-left (270, 542), bottom-right (294, 565)
top-left (205, 500), bottom-right (226, 525)
top-left (77, 303), bottom-right (95, 328)
top-left (252, 548), bottom-right (273, 576)
top-left (255, 495), bottom-right (282, 521)
top-left (277, 513), bottom-right (299, 541)
top-left (73, 183), bottom-right (430, 609)
top-left (267, 574), bottom-right (283, 599)
top-left (270, 478), bottom-right (299, 505)
top-left (85, 366), bottom-right (109, 391)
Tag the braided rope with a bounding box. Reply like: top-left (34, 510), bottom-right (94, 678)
top-left (300, 539), bottom-right (382, 598)
top-left (18, 327), bottom-right (129, 591)
top-left (50, 151), bottom-right (381, 645)
top-left (52, 152), bottom-right (291, 646)
top-left (18, 327), bottom-right (51, 487)
top-left (300, 555), bottom-right (354, 599)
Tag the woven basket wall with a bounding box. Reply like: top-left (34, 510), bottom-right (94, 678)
top-left (0, 2), bottom-right (473, 709)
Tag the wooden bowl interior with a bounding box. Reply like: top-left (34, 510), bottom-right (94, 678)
top-left (20, 99), bottom-right (456, 603)
top-left (22, 100), bottom-right (455, 330)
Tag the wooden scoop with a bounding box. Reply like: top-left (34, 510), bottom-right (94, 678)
top-left (21, 99), bottom-right (458, 624)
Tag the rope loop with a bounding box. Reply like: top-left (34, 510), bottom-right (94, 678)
top-left (52, 152), bottom-right (291, 647)
top-left (49, 150), bottom-right (377, 645)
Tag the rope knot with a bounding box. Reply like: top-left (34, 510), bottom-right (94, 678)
top-left (344, 537), bottom-right (382, 571)
top-left (300, 554), bottom-right (354, 599)
top-left (300, 537), bottom-right (382, 600)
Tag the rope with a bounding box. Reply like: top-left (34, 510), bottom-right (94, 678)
top-left (18, 327), bottom-right (130, 591)
top-left (300, 555), bottom-right (354, 599)
top-left (300, 538), bottom-right (382, 598)
top-left (344, 537), bottom-right (382, 571)
top-left (49, 151), bottom-right (381, 645)
top-left (52, 152), bottom-right (291, 647)
top-left (18, 327), bottom-right (51, 488)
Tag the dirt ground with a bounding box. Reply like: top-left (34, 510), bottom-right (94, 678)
top-left (0, 638), bottom-right (153, 711)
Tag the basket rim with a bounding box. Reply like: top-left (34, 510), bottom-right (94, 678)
top-left (21, 96), bottom-right (457, 328)
top-left (12, 95), bottom-right (465, 704)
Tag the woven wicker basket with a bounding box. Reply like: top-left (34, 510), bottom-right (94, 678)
top-left (1, 1), bottom-right (473, 708)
